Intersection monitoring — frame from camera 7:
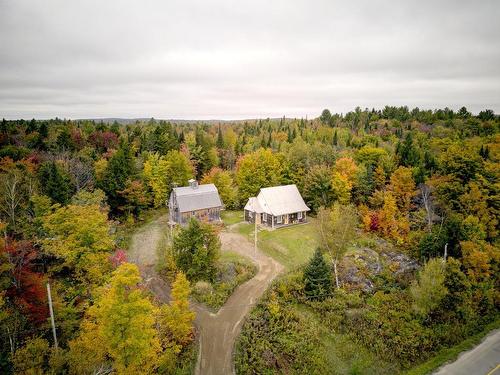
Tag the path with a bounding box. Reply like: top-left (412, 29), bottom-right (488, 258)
top-left (433, 329), bottom-right (500, 375)
top-left (127, 214), bottom-right (172, 302)
top-left (128, 215), bottom-right (283, 375)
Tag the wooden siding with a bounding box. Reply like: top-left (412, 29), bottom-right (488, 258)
top-left (244, 210), bottom-right (307, 228)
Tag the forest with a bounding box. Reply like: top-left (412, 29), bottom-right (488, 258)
top-left (0, 105), bottom-right (498, 374)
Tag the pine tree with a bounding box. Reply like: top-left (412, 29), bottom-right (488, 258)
top-left (38, 161), bottom-right (73, 205)
top-left (172, 219), bottom-right (220, 282)
top-left (303, 248), bottom-right (331, 300)
top-left (216, 125), bottom-right (224, 149)
top-left (333, 130), bottom-right (338, 146)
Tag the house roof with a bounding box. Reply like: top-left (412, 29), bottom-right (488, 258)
top-left (172, 183), bottom-right (223, 213)
top-left (244, 197), bottom-right (263, 213)
top-left (246, 184), bottom-right (310, 216)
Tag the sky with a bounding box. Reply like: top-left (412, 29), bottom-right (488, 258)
top-left (1, 0), bottom-right (499, 120)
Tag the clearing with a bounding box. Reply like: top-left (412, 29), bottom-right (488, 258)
top-left (128, 213), bottom-right (283, 375)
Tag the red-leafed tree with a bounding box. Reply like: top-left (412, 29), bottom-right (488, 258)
top-left (2, 240), bottom-right (48, 325)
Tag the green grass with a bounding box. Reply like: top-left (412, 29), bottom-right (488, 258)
top-left (221, 210), bottom-right (244, 226)
top-left (191, 250), bottom-right (257, 311)
top-left (236, 219), bottom-right (318, 271)
top-left (404, 318), bottom-right (500, 375)
top-left (294, 304), bottom-right (398, 374)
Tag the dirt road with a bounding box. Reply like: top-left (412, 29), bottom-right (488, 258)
top-left (127, 214), bottom-right (171, 303)
top-left (194, 232), bottom-right (283, 375)
top-left (433, 329), bottom-right (500, 375)
top-left (128, 216), bottom-right (283, 375)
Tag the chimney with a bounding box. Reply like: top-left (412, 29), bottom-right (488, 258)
top-left (189, 179), bottom-right (198, 189)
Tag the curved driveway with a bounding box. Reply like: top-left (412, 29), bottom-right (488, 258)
top-left (128, 216), bottom-right (283, 375)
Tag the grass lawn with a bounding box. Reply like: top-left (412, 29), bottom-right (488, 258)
top-left (236, 219), bottom-right (319, 271)
top-left (191, 250), bottom-right (257, 311)
top-left (221, 210), bottom-right (244, 226)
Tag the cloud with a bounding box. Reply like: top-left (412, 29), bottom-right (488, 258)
top-left (1, 0), bottom-right (499, 119)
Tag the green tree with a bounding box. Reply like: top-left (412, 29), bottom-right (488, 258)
top-left (235, 148), bottom-right (282, 204)
top-left (319, 109), bottom-right (332, 125)
top-left (98, 143), bottom-right (134, 212)
top-left (303, 248), bottom-right (332, 300)
top-left (171, 219), bottom-right (220, 282)
top-left (317, 204), bottom-right (358, 289)
top-left (302, 165), bottom-right (334, 212)
top-left (38, 161), bottom-right (73, 205)
top-left (410, 258), bottom-right (448, 317)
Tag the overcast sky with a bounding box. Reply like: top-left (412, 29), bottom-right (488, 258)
top-left (1, 0), bottom-right (499, 120)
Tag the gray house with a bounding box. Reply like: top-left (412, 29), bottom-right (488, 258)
top-left (168, 179), bottom-right (223, 225)
top-left (244, 184), bottom-right (310, 229)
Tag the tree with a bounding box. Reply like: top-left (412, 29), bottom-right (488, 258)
top-left (319, 109), bottom-right (332, 125)
top-left (171, 219), bottom-right (220, 282)
top-left (303, 248), bottom-right (331, 300)
top-left (478, 109), bottom-right (494, 121)
top-left (331, 157), bottom-right (359, 205)
top-left (302, 165), bottom-right (334, 212)
top-left (201, 167), bottom-right (238, 209)
top-left (98, 143), bottom-right (134, 212)
top-left (42, 204), bottom-right (114, 286)
top-left (389, 166), bottom-right (416, 211)
top-left (157, 271), bottom-right (195, 348)
top-left (410, 258), bottom-right (448, 317)
top-left (317, 204), bottom-right (358, 289)
top-left (11, 337), bottom-right (52, 374)
top-left (0, 169), bottom-right (34, 232)
top-left (143, 151), bottom-right (193, 207)
top-left (38, 161), bottom-right (73, 205)
top-left (118, 180), bottom-right (151, 218)
top-left (235, 148), bottom-right (283, 204)
top-left (68, 263), bottom-right (160, 374)
top-left (377, 191), bottom-right (409, 243)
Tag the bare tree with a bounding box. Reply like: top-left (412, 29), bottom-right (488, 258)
top-left (317, 204), bottom-right (358, 289)
top-left (1, 172), bottom-right (24, 231)
top-left (68, 158), bottom-right (95, 192)
top-left (419, 183), bottom-right (434, 232)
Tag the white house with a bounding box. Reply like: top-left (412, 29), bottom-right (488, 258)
top-left (244, 184), bottom-right (310, 228)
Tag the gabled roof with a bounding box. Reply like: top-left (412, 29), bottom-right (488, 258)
top-left (246, 184), bottom-right (310, 216)
top-left (171, 183), bottom-right (223, 213)
top-left (244, 197), bottom-right (263, 213)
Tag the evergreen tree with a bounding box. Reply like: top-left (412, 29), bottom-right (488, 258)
top-left (303, 248), bottom-right (331, 300)
top-left (38, 161), bottom-right (73, 205)
top-left (216, 125), bottom-right (224, 149)
top-left (98, 142), bottom-right (134, 211)
top-left (171, 219), bottom-right (220, 282)
top-left (333, 130), bottom-right (338, 146)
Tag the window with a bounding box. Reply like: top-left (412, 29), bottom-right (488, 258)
top-left (276, 215), bottom-right (283, 224)
top-left (298, 212), bottom-right (303, 220)
top-left (263, 212), bottom-right (267, 221)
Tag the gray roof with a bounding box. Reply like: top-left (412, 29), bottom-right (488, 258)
top-left (245, 184), bottom-right (310, 216)
top-left (172, 183), bottom-right (223, 213)
top-left (244, 197), bottom-right (263, 213)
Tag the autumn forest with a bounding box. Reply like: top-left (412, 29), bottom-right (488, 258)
top-left (0, 105), bottom-right (499, 374)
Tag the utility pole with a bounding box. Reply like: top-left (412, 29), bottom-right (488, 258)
top-left (443, 243), bottom-right (448, 262)
top-left (254, 215), bottom-right (257, 255)
top-left (46, 282), bottom-right (58, 349)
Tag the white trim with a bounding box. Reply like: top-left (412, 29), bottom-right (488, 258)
top-left (276, 215), bottom-right (283, 224)
top-left (298, 211), bottom-right (303, 219)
